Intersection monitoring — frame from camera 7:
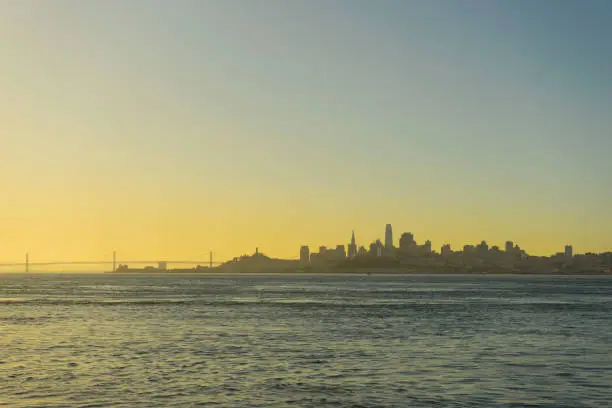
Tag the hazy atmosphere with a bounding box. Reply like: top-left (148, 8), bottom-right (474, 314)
top-left (3, 3), bottom-right (612, 407)
top-left (2, 0), bottom-right (611, 263)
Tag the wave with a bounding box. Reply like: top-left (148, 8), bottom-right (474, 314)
top-left (0, 298), bottom-right (29, 303)
top-left (1, 297), bottom-right (610, 313)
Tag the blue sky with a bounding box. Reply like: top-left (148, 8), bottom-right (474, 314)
top-left (1, 0), bottom-right (610, 260)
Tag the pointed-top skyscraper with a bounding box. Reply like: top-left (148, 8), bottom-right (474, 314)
top-left (348, 230), bottom-right (357, 258)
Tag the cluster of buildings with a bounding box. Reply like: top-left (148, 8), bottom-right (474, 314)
top-left (299, 224), bottom-right (439, 267)
top-left (299, 224), bottom-right (612, 274)
top-left (299, 223), bottom-right (505, 266)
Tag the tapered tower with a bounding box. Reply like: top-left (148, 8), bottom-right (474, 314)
top-left (348, 230), bottom-right (357, 258)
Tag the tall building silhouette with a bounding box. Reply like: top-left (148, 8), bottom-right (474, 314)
top-left (399, 232), bottom-right (415, 251)
top-left (348, 231), bottom-right (357, 258)
top-left (385, 224), bottom-right (393, 250)
top-left (300, 245), bottom-right (310, 265)
top-left (369, 241), bottom-right (380, 256)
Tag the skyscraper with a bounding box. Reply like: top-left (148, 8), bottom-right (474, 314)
top-left (385, 224), bottom-right (393, 250)
top-left (348, 230), bottom-right (357, 258)
top-left (369, 241), bottom-right (378, 256)
top-left (300, 245), bottom-right (310, 265)
top-left (399, 232), bottom-right (415, 251)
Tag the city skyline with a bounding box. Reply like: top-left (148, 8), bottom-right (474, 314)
top-left (1, 1), bottom-right (611, 263)
top-left (300, 223), bottom-right (587, 260)
top-left (296, 223), bottom-right (610, 276)
top-left (0, 221), bottom-right (610, 273)
top-left (1, 221), bottom-right (606, 269)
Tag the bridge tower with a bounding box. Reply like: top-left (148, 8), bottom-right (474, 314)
top-left (209, 250), bottom-right (213, 268)
top-left (25, 253), bottom-right (29, 273)
top-left (113, 250), bottom-right (116, 272)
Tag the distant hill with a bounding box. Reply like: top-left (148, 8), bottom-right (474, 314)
top-left (217, 251), bottom-right (298, 273)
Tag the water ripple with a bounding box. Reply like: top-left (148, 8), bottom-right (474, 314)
top-left (1, 273), bottom-right (611, 407)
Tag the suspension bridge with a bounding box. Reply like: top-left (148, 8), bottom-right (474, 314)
top-left (0, 251), bottom-right (227, 272)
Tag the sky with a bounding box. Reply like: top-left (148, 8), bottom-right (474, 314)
top-left (1, 0), bottom-right (611, 267)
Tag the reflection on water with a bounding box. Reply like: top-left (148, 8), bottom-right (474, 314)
top-left (1, 273), bottom-right (611, 407)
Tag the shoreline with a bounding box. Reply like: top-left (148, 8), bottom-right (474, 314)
top-left (2, 269), bottom-right (610, 276)
top-left (102, 268), bottom-right (612, 276)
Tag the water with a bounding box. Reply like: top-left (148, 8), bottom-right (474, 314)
top-left (1, 273), bottom-right (611, 407)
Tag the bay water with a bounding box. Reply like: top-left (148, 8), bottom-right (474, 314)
top-left (1, 273), bottom-right (611, 407)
